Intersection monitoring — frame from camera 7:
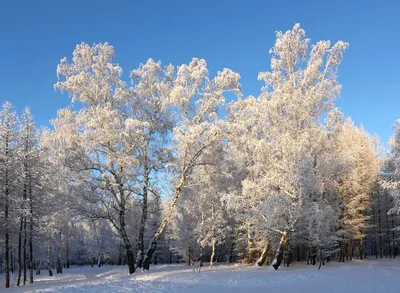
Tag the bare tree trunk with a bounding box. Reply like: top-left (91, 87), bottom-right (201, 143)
top-left (46, 236), bottom-right (53, 276)
top-left (23, 216), bottom-right (27, 284)
top-left (372, 204), bottom-right (378, 258)
top-left (4, 202), bottom-right (10, 288)
top-left (119, 208), bottom-right (136, 274)
top-left (142, 169), bottom-right (187, 270)
top-left (199, 245), bottom-right (204, 267)
top-left (23, 160), bottom-right (28, 285)
top-left (392, 212), bottom-right (396, 258)
top-left (10, 249), bottom-right (14, 274)
top-left (385, 192), bottom-right (392, 258)
top-left (136, 161), bottom-right (149, 268)
top-left (97, 252), bottom-right (102, 267)
top-left (35, 260), bottom-right (41, 275)
top-left (187, 246), bottom-right (192, 266)
top-left (65, 230), bottom-right (70, 269)
top-left (256, 241), bottom-right (270, 266)
top-left (29, 176), bottom-right (34, 283)
top-left (3, 128), bottom-right (11, 288)
top-left (210, 238), bottom-right (216, 268)
top-left (228, 231), bottom-right (235, 263)
top-left (318, 247), bottom-right (323, 270)
top-left (348, 240), bottom-right (353, 260)
top-left (272, 231), bottom-right (288, 270)
top-left (56, 232), bottom-right (62, 274)
top-left (247, 221), bottom-right (253, 264)
top-left (17, 216), bottom-right (23, 286)
top-left (378, 188), bottom-right (383, 258)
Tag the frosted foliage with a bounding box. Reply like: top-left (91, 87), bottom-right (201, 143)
top-left (382, 120), bottom-right (400, 221)
top-left (55, 42), bottom-right (126, 105)
top-left (169, 58), bottom-right (240, 174)
top-left (336, 119), bottom-right (380, 239)
top-left (130, 58), bottom-right (174, 111)
top-left (228, 23), bottom-right (349, 238)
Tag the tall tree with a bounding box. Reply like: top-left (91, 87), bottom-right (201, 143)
top-left (47, 42), bottom-right (145, 274)
top-left (336, 119), bottom-right (380, 260)
top-left (129, 59), bottom-right (174, 268)
top-left (142, 58), bottom-right (241, 270)
top-left (381, 120), bottom-right (400, 231)
top-left (0, 102), bottom-right (18, 288)
top-left (229, 24), bottom-right (348, 270)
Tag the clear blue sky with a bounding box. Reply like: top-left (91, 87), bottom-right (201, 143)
top-left (1, 0), bottom-right (399, 143)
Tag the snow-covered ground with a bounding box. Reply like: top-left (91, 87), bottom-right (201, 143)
top-left (2, 259), bottom-right (400, 293)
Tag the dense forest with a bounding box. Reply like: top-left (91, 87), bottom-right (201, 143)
top-left (1, 24), bottom-right (400, 289)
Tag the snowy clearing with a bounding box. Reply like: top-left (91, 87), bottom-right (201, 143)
top-left (2, 259), bottom-right (400, 293)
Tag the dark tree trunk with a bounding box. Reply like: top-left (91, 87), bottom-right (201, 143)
top-left (372, 204), bottom-right (378, 258)
top-left (143, 174), bottom-right (186, 270)
top-left (47, 236), bottom-right (53, 277)
top-left (23, 161), bottom-right (28, 285)
top-left (143, 238), bottom-right (157, 270)
top-left (318, 248), bottom-right (323, 270)
top-left (66, 238), bottom-right (70, 269)
top-left (35, 260), bottom-right (41, 275)
top-left (297, 244), bottom-right (300, 262)
top-left (136, 161), bottom-right (150, 268)
top-left (23, 216), bottom-right (27, 284)
top-left (56, 232), bottom-right (62, 274)
top-left (65, 225), bottom-right (70, 269)
top-left (199, 245), bottom-right (204, 267)
top-left (187, 246), bottom-right (192, 266)
top-left (229, 240), bottom-right (235, 263)
top-left (377, 189), bottom-right (383, 258)
top-left (272, 231), bottom-right (287, 270)
top-left (3, 129), bottom-right (11, 288)
top-left (4, 182), bottom-right (10, 288)
top-left (10, 249), bottom-right (14, 274)
top-left (348, 241), bottom-right (353, 260)
top-left (247, 222), bottom-right (253, 264)
top-left (359, 239), bottom-right (364, 260)
top-left (385, 192), bottom-right (392, 258)
top-left (119, 208), bottom-right (135, 274)
top-left (312, 247), bottom-right (316, 265)
top-left (392, 213), bottom-right (396, 258)
top-left (29, 182), bottom-right (34, 283)
top-left (17, 216), bottom-right (23, 286)
top-left (97, 253), bottom-right (102, 267)
top-left (4, 219), bottom-right (10, 288)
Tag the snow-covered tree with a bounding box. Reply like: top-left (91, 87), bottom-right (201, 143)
top-left (129, 59), bottom-right (174, 268)
top-left (142, 58), bottom-right (241, 269)
top-left (46, 42), bottom-right (146, 274)
top-left (336, 119), bottom-right (380, 260)
top-left (228, 23), bottom-right (348, 270)
top-left (0, 102), bottom-right (19, 288)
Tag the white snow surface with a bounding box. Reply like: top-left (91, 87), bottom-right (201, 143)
top-left (2, 259), bottom-right (400, 293)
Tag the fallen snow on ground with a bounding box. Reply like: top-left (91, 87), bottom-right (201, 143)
top-left (2, 259), bottom-right (400, 293)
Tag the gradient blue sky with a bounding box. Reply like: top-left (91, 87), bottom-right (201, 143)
top-left (1, 0), bottom-right (399, 143)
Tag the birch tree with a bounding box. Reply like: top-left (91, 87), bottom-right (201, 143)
top-left (142, 58), bottom-right (241, 270)
top-left (46, 42), bottom-right (146, 274)
top-left (129, 59), bottom-right (174, 268)
top-left (229, 23), bottom-right (348, 270)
